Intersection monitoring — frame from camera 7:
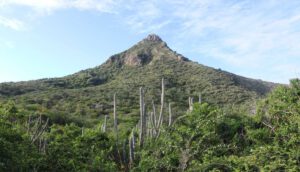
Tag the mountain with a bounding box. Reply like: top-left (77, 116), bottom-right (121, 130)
top-left (0, 34), bottom-right (277, 126)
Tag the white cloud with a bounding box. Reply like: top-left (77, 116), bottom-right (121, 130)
top-left (124, 0), bottom-right (167, 33)
top-left (72, 0), bottom-right (120, 13)
top-left (0, 0), bottom-right (66, 13)
top-left (0, 0), bottom-right (120, 14)
top-left (0, 15), bottom-right (24, 30)
top-left (0, 0), bottom-right (120, 30)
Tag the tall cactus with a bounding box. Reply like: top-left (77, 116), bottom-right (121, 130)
top-left (199, 94), bottom-right (202, 104)
top-left (152, 100), bottom-right (158, 136)
top-left (156, 78), bottom-right (165, 137)
top-left (152, 100), bottom-right (157, 127)
top-left (101, 115), bottom-right (108, 132)
top-left (139, 87), bottom-right (146, 147)
top-left (129, 132), bottom-right (135, 167)
top-left (150, 112), bottom-right (156, 136)
top-left (188, 97), bottom-right (191, 110)
top-left (189, 97), bottom-right (194, 111)
top-left (168, 103), bottom-right (172, 126)
top-left (113, 93), bottom-right (118, 141)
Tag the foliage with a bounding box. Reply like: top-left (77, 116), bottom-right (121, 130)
top-left (0, 36), bottom-right (297, 172)
top-left (133, 79), bottom-right (300, 171)
top-left (0, 39), bottom-right (276, 130)
top-left (0, 116), bottom-right (39, 171)
top-left (39, 124), bottom-right (117, 171)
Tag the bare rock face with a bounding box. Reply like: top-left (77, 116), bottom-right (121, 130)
top-left (176, 54), bottom-right (190, 62)
top-left (124, 53), bottom-right (151, 66)
top-left (145, 34), bottom-right (163, 42)
top-left (124, 54), bottom-right (141, 66)
top-left (105, 34), bottom-right (190, 67)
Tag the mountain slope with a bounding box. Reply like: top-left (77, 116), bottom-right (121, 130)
top-left (0, 34), bottom-right (277, 125)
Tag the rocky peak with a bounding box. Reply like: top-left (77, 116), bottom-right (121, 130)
top-left (145, 34), bottom-right (163, 42)
top-left (105, 34), bottom-right (190, 67)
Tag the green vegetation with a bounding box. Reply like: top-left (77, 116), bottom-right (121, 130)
top-left (135, 78), bottom-right (300, 171)
top-left (1, 36), bottom-right (295, 171)
top-left (0, 37), bottom-right (275, 128)
top-left (0, 78), bottom-right (299, 171)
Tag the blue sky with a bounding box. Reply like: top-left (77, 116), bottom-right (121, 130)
top-left (0, 0), bottom-right (300, 84)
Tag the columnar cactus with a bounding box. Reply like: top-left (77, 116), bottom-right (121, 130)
top-left (129, 132), bottom-right (135, 167)
top-left (168, 103), bottom-right (172, 126)
top-left (139, 87), bottom-right (146, 147)
top-left (189, 97), bottom-right (194, 111)
top-left (156, 78), bottom-right (165, 137)
top-left (101, 115), bottom-right (108, 132)
top-left (113, 93), bottom-right (118, 140)
top-left (151, 100), bottom-right (158, 136)
top-left (199, 94), bottom-right (202, 104)
top-left (150, 112), bottom-right (156, 136)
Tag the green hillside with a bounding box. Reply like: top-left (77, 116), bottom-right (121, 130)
top-left (0, 34), bottom-right (276, 126)
top-left (1, 35), bottom-right (299, 172)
